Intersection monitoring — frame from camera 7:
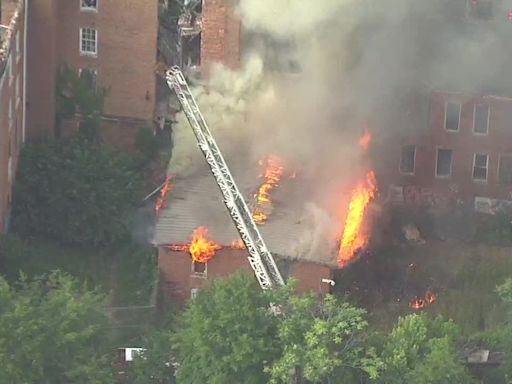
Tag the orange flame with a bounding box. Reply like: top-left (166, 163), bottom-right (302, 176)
top-left (188, 226), bottom-right (221, 263)
top-left (338, 171), bottom-right (378, 267)
top-left (231, 239), bottom-right (246, 249)
top-left (409, 291), bottom-right (437, 310)
top-left (359, 130), bottom-right (371, 151)
top-left (252, 155), bottom-right (285, 224)
top-left (155, 177), bottom-right (173, 215)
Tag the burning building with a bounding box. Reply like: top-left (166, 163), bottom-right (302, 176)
top-left (153, 158), bottom-right (343, 305)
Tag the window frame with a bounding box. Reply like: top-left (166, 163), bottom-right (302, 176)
top-left (444, 101), bottom-right (461, 132)
top-left (79, 27), bottom-right (98, 57)
top-left (472, 153), bottom-right (489, 183)
top-left (191, 261), bottom-right (207, 276)
top-left (80, 0), bottom-right (98, 12)
top-left (435, 148), bottom-right (453, 178)
top-left (473, 103), bottom-right (490, 136)
top-left (399, 144), bottom-right (416, 175)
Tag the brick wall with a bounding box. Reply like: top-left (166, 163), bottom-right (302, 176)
top-left (158, 247), bottom-right (334, 306)
top-left (0, 2), bottom-right (25, 232)
top-left (201, 0), bottom-right (241, 74)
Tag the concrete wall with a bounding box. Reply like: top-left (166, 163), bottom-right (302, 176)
top-left (158, 247), bottom-right (333, 306)
top-left (384, 92), bottom-right (512, 202)
top-left (0, 1), bottom-right (25, 232)
top-left (201, 0), bottom-right (241, 74)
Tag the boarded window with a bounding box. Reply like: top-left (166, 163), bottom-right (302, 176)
top-left (399, 145), bottom-right (416, 174)
top-left (436, 149), bottom-right (452, 177)
top-left (499, 156), bottom-right (512, 185)
top-left (473, 153), bottom-right (488, 181)
top-left (445, 102), bottom-right (460, 131)
top-left (474, 104), bottom-right (489, 134)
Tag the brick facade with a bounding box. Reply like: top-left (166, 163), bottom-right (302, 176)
top-left (26, 0), bottom-right (158, 142)
top-left (158, 247), bottom-right (334, 306)
top-left (0, 0), bottom-right (25, 233)
top-left (201, 0), bottom-right (241, 74)
top-left (384, 91), bottom-right (512, 203)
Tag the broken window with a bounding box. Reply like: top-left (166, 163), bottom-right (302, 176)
top-left (80, 28), bottom-right (97, 56)
top-left (79, 68), bottom-right (97, 91)
top-left (473, 104), bottom-right (489, 134)
top-left (472, 153), bottom-right (488, 181)
top-left (445, 102), bottom-right (460, 131)
top-left (499, 155), bottom-right (512, 185)
top-left (192, 261), bottom-right (206, 275)
top-left (436, 148), bottom-right (453, 177)
top-left (400, 145), bottom-right (416, 174)
top-left (81, 0), bottom-right (97, 10)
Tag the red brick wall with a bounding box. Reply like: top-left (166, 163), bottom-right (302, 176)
top-left (201, 0), bottom-right (241, 74)
top-left (0, 5), bottom-right (25, 232)
top-left (384, 92), bottom-right (512, 201)
top-left (158, 247), bottom-right (334, 306)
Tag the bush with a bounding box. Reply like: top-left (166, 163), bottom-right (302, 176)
top-left (11, 139), bottom-right (143, 245)
top-left (134, 126), bottom-right (162, 162)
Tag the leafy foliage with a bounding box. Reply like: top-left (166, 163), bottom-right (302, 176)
top-left (376, 313), bottom-right (472, 384)
top-left (0, 271), bottom-right (113, 383)
top-left (12, 139), bottom-right (143, 245)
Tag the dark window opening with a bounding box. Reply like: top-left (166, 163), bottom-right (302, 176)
top-left (499, 156), bottom-right (512, 185)
top-left (182, 34), bottom-right (201, 67)
top-left (192, 261), bottom-right (206, 274)
top-left (474, 104), bottom-right (489, 134)
top-left (473, 153), bottom-right (488, 181)
top-left (445, 102), bottom-right (460, 131)
top-left (400, 145), bottom-right (416, 174)
top-left (81, 0), bottom-right (97, 9)
top-left (79, 68), bottom-right (97, 92)
top-left (436, 149), bottom-right (453, 177)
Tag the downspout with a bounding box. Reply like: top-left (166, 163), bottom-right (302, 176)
top-left (21, 0), bottom-right (27, 143)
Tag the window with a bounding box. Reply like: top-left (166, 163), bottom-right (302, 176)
top-left (436, 148), bottom-right (453, 177)
top-left (192, 261), bottom-right (206, 275)
top-left (79, 68), bottom-right (97, 91)
top-left (190, 288), bottom-right (200, 299)
top-left (472, 153), bottom-right (488, 182)
top-left (473, 104), bottom-right (489, 135)
top-left (499, 155), bottom-right (512, 185)
top-left (445, 102), bottom-right (460, 131)
top-left (80, 0), bottom-right (97, 10)
top-left (80, 28), bottom-right (97, 56)
top-left (399, 145), bottom-right (416, 174)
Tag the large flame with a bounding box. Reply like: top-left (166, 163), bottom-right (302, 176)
top-left (188, 226), bottom-right (221, 263)
top-left (252, 155), bottom-right (285, 224)
top-left (155, 177), bottom-right (173, 215)
top-left (338, 171), bottom-right (378, 267)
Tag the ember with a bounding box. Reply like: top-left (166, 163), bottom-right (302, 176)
top-left (188, 226), bottom-right (221, 263)
top-left (410, 291), bottom-right (437, 310)
top-left (338, 170), bottom-right (378, 267)
top-left (359, 130), bottom-right (371, 151)
top-left (252, 155), bottom-right (285, 224)
top-left (155, 177), bottom-right (173, 215)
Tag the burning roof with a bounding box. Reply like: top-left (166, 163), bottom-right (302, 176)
top-left (153, 160), bottom-right (339, 267)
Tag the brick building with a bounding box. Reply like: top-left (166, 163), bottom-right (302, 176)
top-left (153, 163), bottom-right (336, 305)
top-left (383, 91), bottom-right (512, 210)
top-left (26, 0), bottom-right (158, 146)
top-left (0, 0), bottom-right (26, 233)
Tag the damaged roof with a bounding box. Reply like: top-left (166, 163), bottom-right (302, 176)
top-left (153, 160), bottom-right (339, 267)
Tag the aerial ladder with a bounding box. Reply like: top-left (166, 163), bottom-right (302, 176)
top-left (165, 66), bottom-right (285, 289)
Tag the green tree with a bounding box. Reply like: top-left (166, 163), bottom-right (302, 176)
top-left (171, 273), bottom-right (279, 384)
top-left (12, 139), bottom-right (143, 245)
top-left (268, 287), bottom-right (382, 384)
top-left (376, 313), bottom-right (472, 384)
top-left (0, 271), bottom-right (113, 383)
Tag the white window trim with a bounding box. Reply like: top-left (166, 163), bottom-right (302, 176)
top-left (191, 261), bottom-right (207, 277)
top-left (435, 147), bottom-right (453, 179)
top-left (472, 103), bottom-right (490, 136)
top-left (79, 27), bottom-right (98, 57)
top-left (80, 0), bottom-right (98, 12)
top-left (444, 101), bottom-right (461, 132)
top-left (472, 153), bottom-right (489, 183)
top-left (399, 145), bottom-right (416, 175)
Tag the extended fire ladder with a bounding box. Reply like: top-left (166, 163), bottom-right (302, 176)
top-left (165, 66), bottom-right (285, 289)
